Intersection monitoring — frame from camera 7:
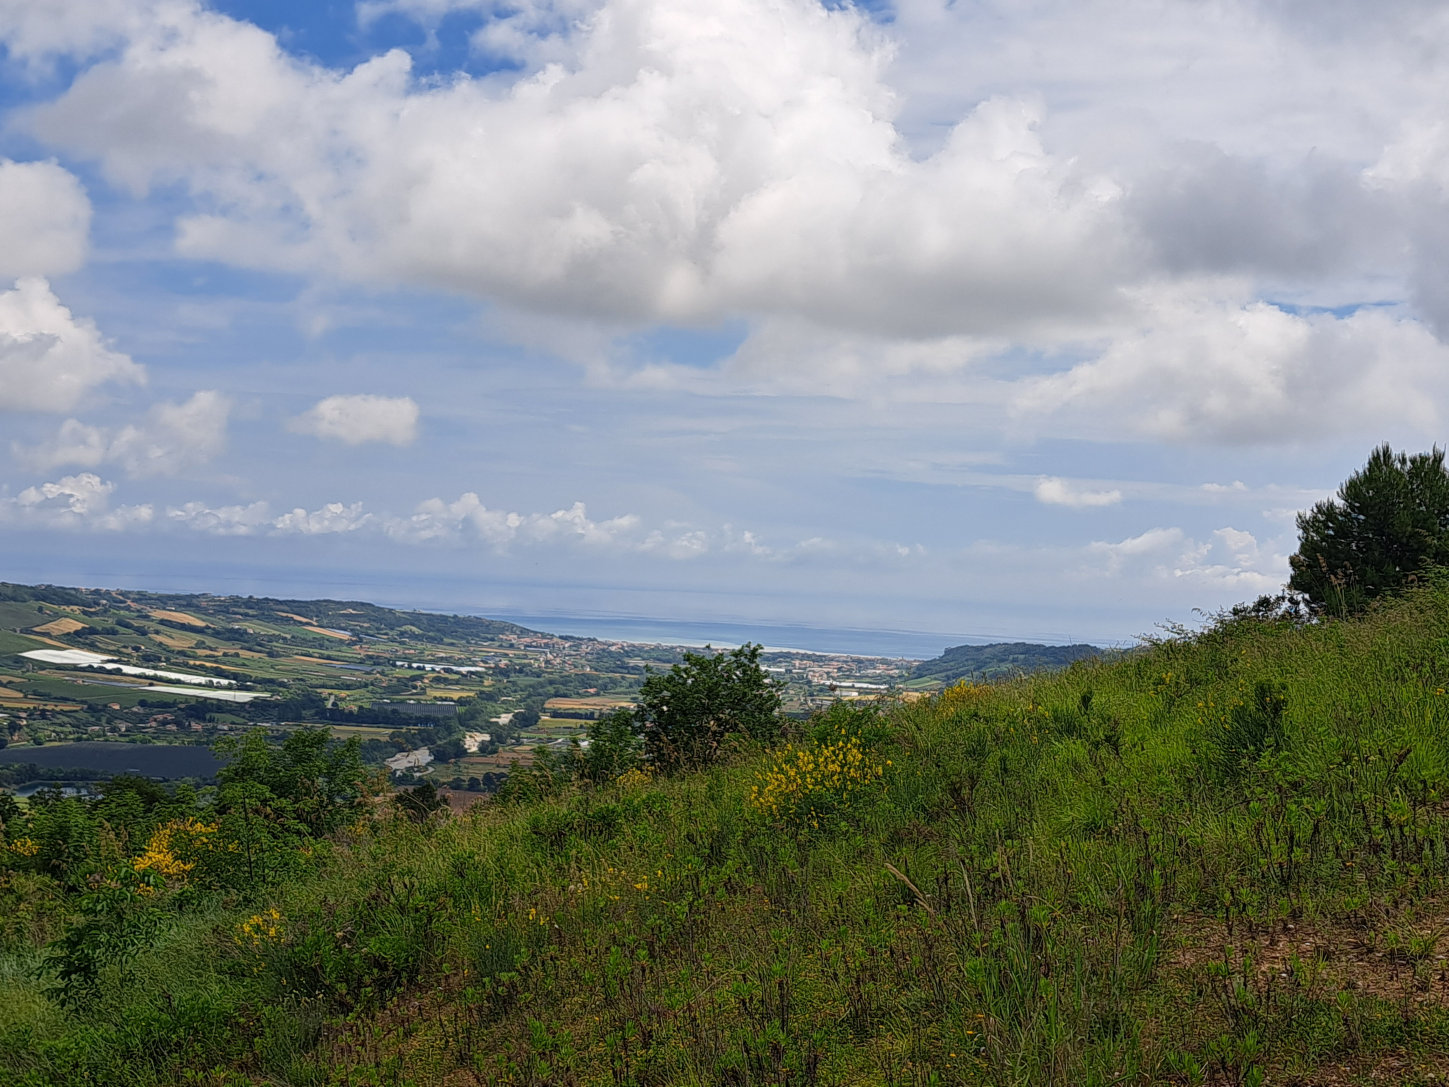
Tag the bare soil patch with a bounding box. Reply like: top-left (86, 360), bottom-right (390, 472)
top-left (1168, 898), bottom-right (1449, 1011)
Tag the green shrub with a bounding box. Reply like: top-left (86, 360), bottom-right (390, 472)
top-left (1206, 680), bottom-right (1288, 778)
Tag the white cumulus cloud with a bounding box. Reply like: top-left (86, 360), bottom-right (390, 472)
top-left (291, 394), bottom-right (420, 446)
top-left (0, 0), bottom-right (153, 63)
top-left (272, 501), bottom-right (373, 534)
top-left (0, 159), bottom-right (91, 279)
top-left (1034, 477), bottom-right (1123, 509)
top-left (16, 472), bottom-right (114, 515)
top-left (2, 472), bottom-right (153, 530)
top-left (1014, 287), bottom-right (1449, 444)
top-left (17, 0), bottom-right (1128, 340)
top-left (166, 499), bottom-right (371, 535)
top-left (166, 500), bottom-right (272, 535)
top-left (0, 278), bottom-right (144, 413)
top-left (1087, 524), bottom-right (1285, 593)
top-left (110, 390), bottom-right (230, 476)
top-left (386, 494), bottom-right (642, 549)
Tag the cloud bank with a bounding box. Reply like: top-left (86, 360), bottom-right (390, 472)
top-left (18, 392), bottom-right (231, 476)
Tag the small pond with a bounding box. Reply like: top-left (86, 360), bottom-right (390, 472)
top-left (0, 741), bottom-right (223, 780)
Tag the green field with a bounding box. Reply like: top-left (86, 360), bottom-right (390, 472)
top-left (17, 675), bottom-right (180, 709)
top-left (0, 630), bottom-right (48, 655)
top-left (0, 600), bottom-right (50, 630)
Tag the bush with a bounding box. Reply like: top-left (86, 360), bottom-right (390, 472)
top-left (1205, 680), bottom-right (1288, 778)
top-left (635, 643), bottom-right (783, 771)
top-left (748, 735), bottom-right (888, 831)
top-left (578, 708), bottom-right (642, 783)
top-left (394, 780), bottom-right (446, 822)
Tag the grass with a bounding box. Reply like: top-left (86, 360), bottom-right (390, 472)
top-left (0, 631), bottom-right (50, 655)
top-left (13, 588), bottom-right (1449, 1083)
top-left (0, 601), bottom-right (50, 630)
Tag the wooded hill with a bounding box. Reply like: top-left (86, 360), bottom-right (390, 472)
top-left (909, 639), bottom-right (1101, 684)
top-left (0, 582), bottom-right (537, 644)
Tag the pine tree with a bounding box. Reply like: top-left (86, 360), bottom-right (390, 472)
top-left (1289, 444), bottom-right (1449, 613)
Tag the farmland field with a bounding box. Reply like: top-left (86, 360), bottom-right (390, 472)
top-left (31, 617), bottom-right (87, 636)
top-left (0, 580), bottom-right (917, 799)
top-left (0, 600), bottom-right (49, 629)
top-left (0, 630), bottom-right (48, 654)
top-left (152, 631), bottom-right (202, 649)
top-left (19, 676), bottom-right (176, 708)
top-left (148, 609), bottom-right (207, 626)
top-left (544, 695), bottom-right (634, 711)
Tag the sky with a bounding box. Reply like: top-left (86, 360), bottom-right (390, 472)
top-left (1, 0), bottom-right (1447, 649)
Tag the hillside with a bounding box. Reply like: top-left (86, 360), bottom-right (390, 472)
top-left (8, 588), bottom-right (1449, 1083)
top-left (909, 640), bottom-right (1102, 685)
top-left (0, 581), bottom-right (918, 799)
top-left (0, 582), bottom-right (536, 643)
top-left (0, 580), bottom-right (602, 794)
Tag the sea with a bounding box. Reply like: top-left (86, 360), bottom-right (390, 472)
top-left (4, 555), bottom-right (1091, 660)
top-left (478, 614), bottom-right (1001, 660)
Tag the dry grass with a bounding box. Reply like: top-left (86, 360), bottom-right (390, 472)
top-left (305, 626), bottom-right (352, 640)
top-left (147, 609), bottom-right (208, 627)
top-left (545, 696), bottom-right (636, 711)
top-left (30, 618), bottom-right (86, 636)
top-left (151, 632), bottom-right (200, 649)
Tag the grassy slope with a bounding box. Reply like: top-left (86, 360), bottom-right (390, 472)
top-left (13, 590), bottom-right (1449, 1084)
top-left (0, 630), bottom-right (48, 655)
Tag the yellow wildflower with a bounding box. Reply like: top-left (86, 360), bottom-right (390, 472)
top-left (749, 736), bottom-right (887, 826)
top-left (236, 907), bottom-right (284, 948)
top-left (132, 816), bottom-right (219, 885)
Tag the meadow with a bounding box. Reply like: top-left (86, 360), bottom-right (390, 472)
top-left (8, 586), bottom-right (1449, 1084)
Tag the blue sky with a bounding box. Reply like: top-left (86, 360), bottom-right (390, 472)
top-left (2, 0), bottom-right (1447, 648)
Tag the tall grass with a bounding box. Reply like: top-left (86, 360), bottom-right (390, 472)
top-left (11, 588), bottom-right (1449, 1083)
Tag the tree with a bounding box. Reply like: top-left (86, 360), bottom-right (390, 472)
top-left (1289, 443), bottom-right (1449, 613)
top-left (635, 643), bottom-right (783, 771)
top-left (394, 780), bottom-right (446, 822)
top-left (512, 702), bottom-right (542, 733)
top-left (430, 737), bottom-right (466, 763)
top-left (578, 707), bottom-right (642, 783)
top-left (212, 727), bottom-right (371, 887)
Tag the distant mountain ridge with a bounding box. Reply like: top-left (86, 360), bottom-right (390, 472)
top-left (0, 582), bottom-right (537, 644)
top-left (911, 641), bottom-right (1101, 685)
